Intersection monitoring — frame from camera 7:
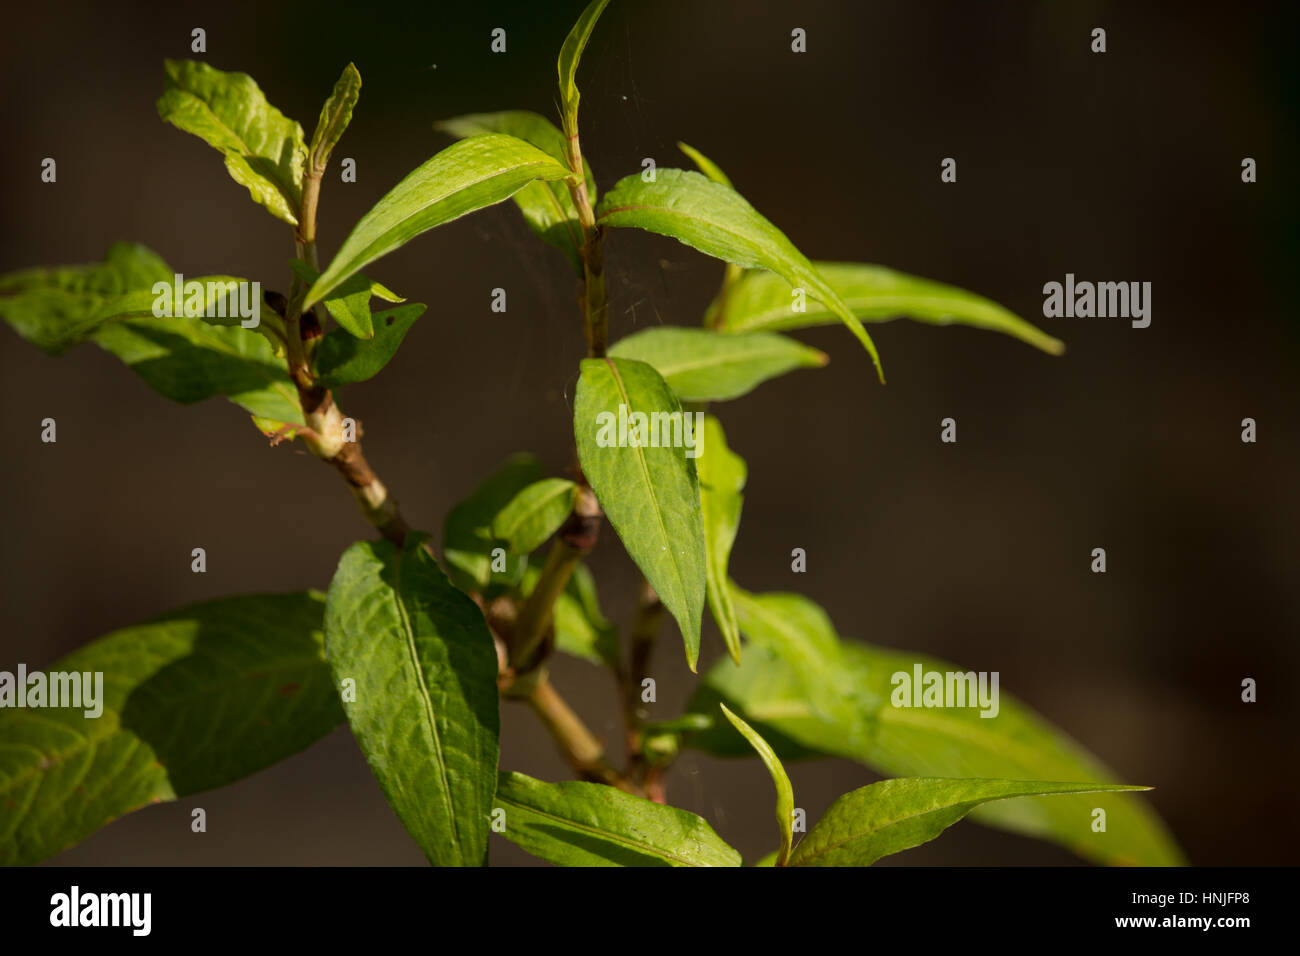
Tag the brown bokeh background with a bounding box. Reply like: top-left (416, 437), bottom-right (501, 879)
top-left (2, 0), bottom-right (1296, 865)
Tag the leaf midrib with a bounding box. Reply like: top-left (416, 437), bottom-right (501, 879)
top-left (0, 656), bottom-right (322, 798)
top-left (496, 793), bottom-right (718, 867)
top-left (634, 340), bottom-right (817, 378)
top-left (874, 706), bottom-right (1081, 772)
top-left (790, 785), bottom-right (1124, 866)
top-left (597, 198), bottom-right (873, 363)
top-left (170, 84), bottom-right (300, 202)
top-left (498, 481), bottom-right (574, 540)
top-left (791, 797), bottom-right (986, 865)
top-left (345, 156), bottom-right (569, 282)
top-left (601, 359), bottom-right (690, 621)
top-left (727, 293), bottom-right (1009, 333)
top-left (388, 546), bottom-right (462, 861)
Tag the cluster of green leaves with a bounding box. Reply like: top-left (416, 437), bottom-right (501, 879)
top-left (0, 0), bottom-right (1177, 868)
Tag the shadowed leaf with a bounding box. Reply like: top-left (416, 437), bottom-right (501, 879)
top-left (324, 534), bottom-right (500, 866)
top-left (0, 592), bottom-right (342, 865)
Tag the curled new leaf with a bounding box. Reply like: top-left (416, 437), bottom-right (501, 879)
top-left (720, 704), bottom-right (795, 866)
top-left (557, 0), bottom-right (612, 129)
top-left (304, 134), bottom-right (571, 310)
top-left (309, 63), bottom-right (361, 174)
top-left (157, 59), bottom-right (306, 225)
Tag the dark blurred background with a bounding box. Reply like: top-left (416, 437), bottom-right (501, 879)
top-left (2, 0), bottom-right (1296, 865)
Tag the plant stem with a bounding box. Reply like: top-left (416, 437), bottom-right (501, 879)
top-left (508, 483), bottom-right (601, 671)
top-left (526, 678), bottom-right (634, 793)
top-left (520, 111), bottom-right (610, 674)
top-left (622, 578), bottom-right (664, 785)
top-left (277, 166), bottom-right (408, 540)
top-left (281, 155), bottom-right (629, 795)
top-left (563, 128), bottom-right (607, 357)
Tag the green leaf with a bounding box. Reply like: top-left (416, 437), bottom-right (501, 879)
top-left (493, 771), bottom-right (740, 867)
top-left (443, 454), bottom-right (544, 592)
top-left (251, 415), bottom-right (308, 443)
top-left (0, 243), bottom-right (172, 354)
top-left (61, 268), bottom-right (291, 360)
top-left (683, 648), bottom-right (854, 763)
top-left (491, 478), bottom-right (577, 554)
top-left (305, 134), bottom-right (572, 309)
top-left (0, 592), bottom-right (343, 865)
top-left (324, 534), bottom-right (500, 866)
top-left (677, 141), bottom-right (733, 188)
top-left (315, 304), bottom-right (426, 388)
top-left (708, 261), bottom-right (1064, 356)
top-left (574, 357), bottom-right (706, 670)
top-left (729, 587), bottom-right (875, 752)
top-left (557, 0), bottom-right (611, 129)
top-left (790, 778), bottom-right (1147, 867)
top-left (308, 62), bottom-right (361, 174)
top-left (436, 110), bottom-right (596, 275)
top-left (686, 588), bottom-right (1185, 866)
top-left (521, 561), bottom-right (620, 669)
top-left (289, 260), bottom-right (404, 340)
top-left (837, 641), bottom-right (1184, 865)
top-left (720, 704), bottom-right (795, 866)
top-left (90, 307), bottom-right (303, 424)
top-left (609, 327), bottom-right (826, 402)
top-left (595, 169), bottom-right (884, 381)
top-left (697, 416), bottom-right (746, 662)
top-left (157, 59), bottom-right (306, 225)
top-left (677, 144), bottom-right (743, 294)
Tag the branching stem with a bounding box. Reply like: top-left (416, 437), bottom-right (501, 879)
top-left (282, 154), bottom-right (630, 792)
